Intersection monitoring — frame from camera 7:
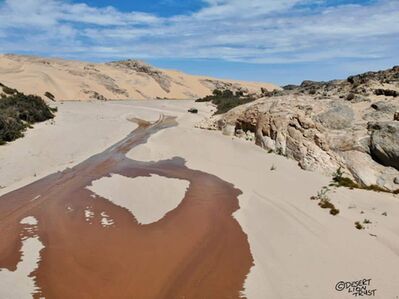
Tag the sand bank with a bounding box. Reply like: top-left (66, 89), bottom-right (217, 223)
top-left (87, 174), bottom-right (190, 225)
top-left (0, 216), bottom-right (43, 299)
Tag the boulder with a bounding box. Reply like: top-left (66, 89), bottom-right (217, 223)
top-left (257, 136), bottom-right (276, 151)
top-left (369, 122), bottom-right (399, 170)
top-left (222, 124), bottom-right (235, 136)
top-left (316, 104), bottom-right (354, 130)
top-left (343, 151), bottom-right (380, 187)
top-left (371, 101), bottom-right (397, 113)
top-left (374, 89), bottom-right (398, 97)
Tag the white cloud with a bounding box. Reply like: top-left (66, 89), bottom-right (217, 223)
top-left (0, 0), bottom-right (398, 65)
top-left (196, 0), bottom-right (303, 19)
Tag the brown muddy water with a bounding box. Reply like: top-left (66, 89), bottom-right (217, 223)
top-left (0, 115), bottom-right (253, 298)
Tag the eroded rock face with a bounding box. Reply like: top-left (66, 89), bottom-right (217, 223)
top-left (202, 66), bottom-right (399, 191)
top-left (234, 100), bottom-right (339, 174)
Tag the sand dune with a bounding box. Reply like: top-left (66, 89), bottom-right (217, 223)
top-left (0, 54), bottom-right (277, 101)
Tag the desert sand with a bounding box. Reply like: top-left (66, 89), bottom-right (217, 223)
top-left (0, 54), bottom-right (277, 101)
top-left (0, 100), bottom-right (398, 298)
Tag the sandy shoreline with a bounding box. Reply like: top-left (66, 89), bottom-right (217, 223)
top-left (1, 100), bottom-right (399, 298)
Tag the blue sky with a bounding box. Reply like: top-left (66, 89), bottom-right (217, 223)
top-left (0, 0), bottom-right (398, 85)
top-left (72, 1), bottom-right (207, 17)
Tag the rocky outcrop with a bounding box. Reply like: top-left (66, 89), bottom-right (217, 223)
top-left (374, 89), bottom-right (398, 97)
top-left (201, 66), bottom-right (399, 191)
top-left (369, 122), bottom-right (399, 170)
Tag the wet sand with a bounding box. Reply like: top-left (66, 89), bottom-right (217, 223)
top-left (0, 115), bottom-right (253, 298)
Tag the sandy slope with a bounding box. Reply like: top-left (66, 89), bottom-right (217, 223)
top-left (0, 101), bottom-right (398, 298)
top-left (0, 54), bottom-right (277, 101)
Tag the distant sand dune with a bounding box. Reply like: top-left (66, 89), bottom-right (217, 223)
top-left (0, 54), bottom-right (278, 101)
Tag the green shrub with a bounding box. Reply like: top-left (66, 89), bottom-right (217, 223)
top-left (0, 85), bottom-right (55, 144)
top-left (331, 167), bottom-right (359, 189)
top-left (311, 186), bottom-right (340, 216)
top-left (196, 89), bottom-right (257, 114)
top-left (2, 85), bottom-right (17, 95)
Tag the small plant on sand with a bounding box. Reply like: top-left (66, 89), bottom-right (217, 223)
top-left (310, 186), bottom-right (340, 216)
top-left (318, 197), bottom-right (340, 216)
top-left (319, 186), bottom-right (330, 198)
top-left (329, 206), bottom-right (340, 216)
top-left (330, 167), bottom-right (359, 189)
top-left (363, 219), bottom-right (372, 224)
top-left (270, 164), bottom-right (276, 171)
top-left (355, 221), bottom-right (364, 230)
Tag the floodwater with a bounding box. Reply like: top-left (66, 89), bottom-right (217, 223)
top-left (0, 115), bottom-right (253, 298)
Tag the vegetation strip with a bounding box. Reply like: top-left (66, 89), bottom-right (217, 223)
top-left (0, 83), bottom-right (56, 145)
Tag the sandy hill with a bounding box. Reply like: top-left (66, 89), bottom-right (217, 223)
top-left (0, 54), bottom-right (277, 101)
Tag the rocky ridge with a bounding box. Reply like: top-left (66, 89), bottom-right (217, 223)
top-left (199, 66), bottom-right (399, 191)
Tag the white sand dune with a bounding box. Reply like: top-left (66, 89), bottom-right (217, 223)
top-left (0, 54), bottom-right (277, 101)
top-left (1, 100), bottom-right (398, 298)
